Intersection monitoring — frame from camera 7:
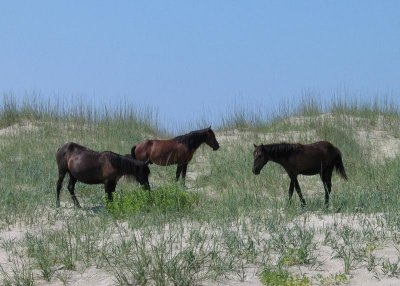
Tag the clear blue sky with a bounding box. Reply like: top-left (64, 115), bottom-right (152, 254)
top-left (1, 1), bottom-right (399, 130)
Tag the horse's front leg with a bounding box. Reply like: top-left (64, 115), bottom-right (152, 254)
top-left (56, 170), bottom-right (66, 208)
top-left (105, 181), bottom-right (117, 202)
top-left (294, 178), bottom-right (306, 207)
top-left (288, 179), bottom-right (295, 205)
top-left (181, 164), bottom-right (188, 183)
top-left (176, 165), bottom-right (183, 181)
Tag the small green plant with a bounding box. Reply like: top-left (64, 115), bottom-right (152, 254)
top-left (381, 258), bottom-right (400, 278)
top-left (278, 247), bottom-right (309, 267)
top-left (366, 253), bottom-right (380, 272)
top-left (271, 225), bottom-right (317, 267)
top-left (259, 267), bottom-right (311, 286)
top-left (0, 238), bottom-right (17, 261)
top-left (333, 245), bottom-right (357, 275)
top-left (106, 184), bottom-right (199, 218)
top-left (55, 271), bottom-right (73, 286)
top-left (0, 255), bottom-right (35, 286)
top-left (25, 233), bottom-right (55, 281)
top-left (315, 272), bottom-right (349, 285)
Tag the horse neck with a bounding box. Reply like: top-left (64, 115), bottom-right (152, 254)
top-left (177, 131), bottom-right (208, 152)
top-left (269, 155), bottom-right (287, 166)
top-left (191, 133), bottom-right (208, 151)
top-left (111, 155), bottom-right (136, 176)
top-left (264, 144), bottom-right (295, 165)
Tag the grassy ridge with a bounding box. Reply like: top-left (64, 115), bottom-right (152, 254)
top-left (0, 94), bottom-right (399, 285)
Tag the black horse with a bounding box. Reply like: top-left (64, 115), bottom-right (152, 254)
top-left (131, 127), bottom-right (220, 182)
top-left (56, 142), bottom-right (150, 208)
top-left (253, 141), bottom-right (347, 207)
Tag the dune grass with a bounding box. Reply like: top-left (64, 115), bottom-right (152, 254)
top-left (0, 94), bottom-right (399, 285)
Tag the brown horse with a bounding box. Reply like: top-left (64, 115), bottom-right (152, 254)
top-left (132, 127), bottom-right (219, 182)
top-left (56, 142), bottom-right (150, 208)
top-left (252, 141), bottom-right (347, 207)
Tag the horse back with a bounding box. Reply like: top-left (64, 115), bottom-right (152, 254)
top-left (134, 139), bottom-right (189, 166)
top-left (299, 141), bottom-right (337, 159)
top-left (287, 141), bottom-right (341, 175)
top-left (308, 141), bottom-right (341, 156)
top-left (56, 143), bottom-right (108, 183)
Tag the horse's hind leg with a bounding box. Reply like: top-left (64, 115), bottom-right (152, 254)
top-left (288, 179), bottom-right (295, 205)
top-left (67, 176), bottom-right (81, 208)
top-left (323, 181), bottom-right (332, 207)
top-left (294, 178), bottom-right (306, 207)
top-left (322, 172), bottom-right (333, 207)
top-left (56, 170), bottom-right (66, 208)
top-left (181, 164), bottom-right (188, 184)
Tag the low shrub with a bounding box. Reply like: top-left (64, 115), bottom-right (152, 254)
top-left (259, 267), bottom-right (311, 286)
top-left (107, 184), bottom-right (199, 218)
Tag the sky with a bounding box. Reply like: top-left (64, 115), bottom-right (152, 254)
top-left (1, 1), bottom-right (399, 131)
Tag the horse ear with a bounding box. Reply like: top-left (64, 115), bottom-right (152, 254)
top-left (253, 144), bottom-right (258, 148)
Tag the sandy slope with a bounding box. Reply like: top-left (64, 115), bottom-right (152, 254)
top-left (1, 114), bottom-right (400, 285)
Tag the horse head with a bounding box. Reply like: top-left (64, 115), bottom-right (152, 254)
top-left (252, 144), bottom-right (269, 175)
top-left (206, 127), bottom-right (220, 151)
top-left (135, 160), bottom-right (151, 190)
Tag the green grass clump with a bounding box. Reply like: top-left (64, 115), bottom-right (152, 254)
top-left (259, 267), bottom-right (311, 286)
top-left (107, 184), bottom-right (199, 218)
top-left (316, 273), bottom-right (349, 285)
top-left (278, 247), bottom-right (310, 267)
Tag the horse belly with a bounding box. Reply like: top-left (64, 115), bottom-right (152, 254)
top-left (150, 144), bottom-right (185, 166)
top-left (300, 169), bottom-right (320, 176)
top-left (290, 156), bottom-right (321, 176)
top-left (68, 159), bottom-right (103, 184)
top-left (152, 152), bottom-right (179, 166)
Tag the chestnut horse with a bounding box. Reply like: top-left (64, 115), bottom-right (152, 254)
top-left (132, 127), bottom-right (219, 182)
top-left (56, 142), bottom-right (150, 208)
top-left (252, 141), bottom-right (347, 207)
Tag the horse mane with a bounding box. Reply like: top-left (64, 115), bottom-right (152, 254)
top-left (263, 143), bottom-right (300, 158)
top-left (173, 128), bottom-right (209, 151)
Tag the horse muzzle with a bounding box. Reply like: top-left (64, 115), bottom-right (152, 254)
top-left (252, 168), bottom-right (260, 175)
top-left (142, 182), bottom-right (151, 190)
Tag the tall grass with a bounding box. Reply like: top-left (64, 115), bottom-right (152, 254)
top-left (0, 92), bottom-right (160, 134)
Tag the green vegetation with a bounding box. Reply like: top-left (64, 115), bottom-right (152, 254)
top-left (260, 268), bottom-right (311, 286)
top-left (315, 273), bottom-right (349, 285)
top-left (0, 94), bottom-right (399, 285)
top-left (106, 184), bottom-right (199, 219)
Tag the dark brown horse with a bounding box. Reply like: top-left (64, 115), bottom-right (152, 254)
top-left (252, 141), bottom-right (347, 207)
top-left (132, 127), bottom-right (219, 182)
top-left (56, 142), bottom-right (150, 208)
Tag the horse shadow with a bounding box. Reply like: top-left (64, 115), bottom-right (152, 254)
top-left (86, 205), bottom-right (105, 214)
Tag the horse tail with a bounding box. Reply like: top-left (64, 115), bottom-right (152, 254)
top-left (334, 150), bottom-right (348, 180)
top-left (131, 145), bottom-right (137, 159)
